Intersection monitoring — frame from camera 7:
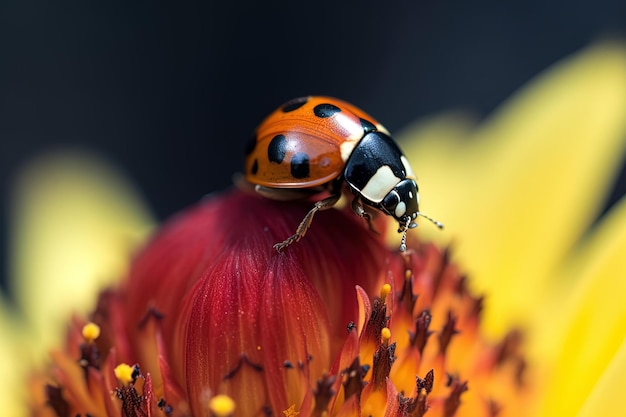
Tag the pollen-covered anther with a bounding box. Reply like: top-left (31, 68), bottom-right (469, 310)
top-left (209, 394), bottom-right (236, 417)
top-left (79, 322), bottom-right (101, 371)
top-left (114, 363), bottom-right (137, 386)
top-left (81, 322), bottom-right (100, 343)
top-left (381, 327), bottom-right (391, 347)
top-left (113, 364), bottom-right (145, 417)
top-left (372, 329), bottom-right (396, 389)
top-left (380, 283), bottom-right (392, 302)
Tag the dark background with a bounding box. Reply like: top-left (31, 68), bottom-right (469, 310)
top-left (2, 0), bottom-right (626, 294)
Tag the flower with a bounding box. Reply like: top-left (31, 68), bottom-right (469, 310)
top-left (2, 42), bottom-right (626, 416)
top-left (397, 42), bottom-right (626, 416)
top-left (1, 153), bottom-right (154, 416)
top-left (27, 188), bottom-right (529, 416)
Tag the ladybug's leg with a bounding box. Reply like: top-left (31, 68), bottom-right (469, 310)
top-left (350, 196), bottom-right (379, 235)
top-left (274, 194), bottom-right (341, 252)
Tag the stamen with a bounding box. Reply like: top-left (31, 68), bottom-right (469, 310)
top-left (81, 322), bottom-right (100, 344)
top-left (79, 323), bottom-right (101, 371)
top-left (209, 394), bottom-right (236, 417)
top-left (114, 363), bottom-right (135, 386)
top-left (380, 283), bottom-right (392, 302)
top-left (381, 327), bottom-right (391, 347)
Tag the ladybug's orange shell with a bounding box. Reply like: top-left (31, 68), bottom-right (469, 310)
top-left (245, 96), bottom-right (386, 188)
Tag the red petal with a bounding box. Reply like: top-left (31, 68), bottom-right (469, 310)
top-left (114, 189), bottom-right (393, 414)
top-left (258, 256), bottom-right (331, 412)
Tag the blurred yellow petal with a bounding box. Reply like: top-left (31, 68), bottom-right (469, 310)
top-left (400, 42), bottom-right (626, 337)
top-left (0, 297), bottom-right (28, 416)
top-left (9, 151), bottom-right (155, 354)
top-left (535, 195), bottom-right (626, 416)
top-left (576, 337), bottom-right (626, 417)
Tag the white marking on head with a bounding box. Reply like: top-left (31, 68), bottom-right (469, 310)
top-left (340, 140), bottom-right (360, 162)
top-left (395, 201), bottom-right (406, 218)
top-left (401, 156), bottom-right (416, 180)
top-left (360, 165), bottom-right (401, 203)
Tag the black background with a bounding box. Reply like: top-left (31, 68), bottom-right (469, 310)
top-left (2, 0), bottom-right (625, 293)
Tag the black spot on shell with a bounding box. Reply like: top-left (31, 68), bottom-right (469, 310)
top-left (282, 97), bottom-right (309, 112)
top-left (268, 134), bottom-right (287, 164)
top-left (290, 152), bottom-right (310, 178)
top-left (360, 118), bottom-right (376, 133)
top-left (251, 159), bottom-right (259, 175)
top-left (314, 103), bottom-right (341, 118)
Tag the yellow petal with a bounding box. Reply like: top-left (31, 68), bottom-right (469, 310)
top-left (535, 194), bottom-right (626, 416)
top-left (399, 43), bottom-right (626, 338)
top-left (9, 151), bottom-right (155, 356)
top-left (576, 337), bottom-right (626, 417)
top-left (0, 298), bottom-right (28, 417)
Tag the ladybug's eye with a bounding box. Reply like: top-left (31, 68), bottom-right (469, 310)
top-left (381, 190), bottom-right (402, 219)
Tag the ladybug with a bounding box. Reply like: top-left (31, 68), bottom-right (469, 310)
top-left (244, 96), bottom-right (442, 252)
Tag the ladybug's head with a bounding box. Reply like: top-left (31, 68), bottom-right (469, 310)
top-left (381, 179), bottom-right (443, 251)
top-left (381, 179), bottom-right (420, 231)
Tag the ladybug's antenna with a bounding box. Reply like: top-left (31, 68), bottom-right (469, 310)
top-left (399, 213), bottom-right (443, 252)
top-left (399, 220), bottom-right (410, 252)
top-left (417, 212), bottom-right (444, 229)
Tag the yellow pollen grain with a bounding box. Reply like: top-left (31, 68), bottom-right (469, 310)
top-left (405, 269), bottom-right (412, 280)
top-left (283, 404), bottom-right (300, 416)
top-left (114, 363), bottom-right (134, 386)
top-left (81, 322), bottom-right (100, 343)
top-left (209, 394), bottom-right (236, 417)
top-left (380, 283), bottom-right (392, 302)
top-left (381, 327), bottom-right (391, 345)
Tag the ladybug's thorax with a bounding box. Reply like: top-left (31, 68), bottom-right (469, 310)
top-left (342, 131), bottom-right (420, 229)
top-left (344, 131), bottom-right (415, 201)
